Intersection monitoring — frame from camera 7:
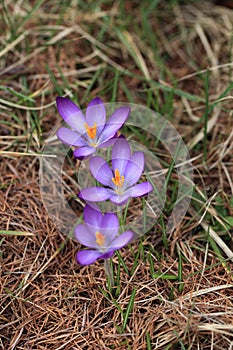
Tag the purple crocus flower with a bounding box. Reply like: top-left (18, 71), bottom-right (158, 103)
top-left (79, 138), bottom-right (153, 206)
top-left (56, 96), bottom-right (130, 159)
top-left (75, 205), bottom-right (134, 265)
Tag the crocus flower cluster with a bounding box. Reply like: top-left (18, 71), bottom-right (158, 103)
top-left (56, 97), bottom-right (153, 265)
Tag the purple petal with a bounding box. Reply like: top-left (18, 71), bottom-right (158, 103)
top-left (56, 97), bottom-right (85, 132)
top-left (83, 204), bottom-right (102, 229)
top-left (99, 250), bottom-right (115, 260)
top-left (109, 191), bottom-right (131, 206)
top-left (98, 106), bottom-right (130, 144)
top-left (130, 182), bottom-right (153, 198)
top-left (57, 127), bottom-right (87, 146)
top-left (112, 138), bottom-right (131, 161)
top-left (86, 97), bottom-right (106, 134)
top-left (101, 212), bottom-right (119, 231)
top-left (79, 186), bottom-right (111, 202)
top-left (100, 213), bottom-right (119, 243)
top-left (76, 250), bottom-right (101, 265)
top-left (110, 230), bottom-right (134, 249)
top-left (73, 146), bottom-right (95, 160)
top-left (124, 152), bottom-right (144, 186)
top-left (97, 137), bottom-right (117, 149)
top-left (89, 156), bottom-right (113, 187)
top-left (74, 224), bottom-right (98, 248)
top-left (112, 138), bottom-right (131, 175)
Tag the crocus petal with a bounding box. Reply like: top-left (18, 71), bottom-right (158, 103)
top-left (76, 250), bottom-right (102, 265)
top-left (97, 137), bottom-right (117, 149)
top-left (74, 224), bottom-right (98, 248)
top-left (109, 230), bottom-right (134, 249)
top-left (83, 204), bottom-right (102, 229)
top-left (86, 97), bottom-right (106, 134)
top-left (89, 156), bottom-right (113, 187)
top-left (124, 152), bottom-right (145, 186)
top-left (57, 127), bottom-right (87, 146)
top-left (101, 212), bottom-right (119, 231)
top-left (99, 250), bottom-right (115, 260)
top-left (130, 182), bottom-right (153, 198)
top-left (109, 191), bottom-right (131, 206)
top-left (130, 151), bottom-right (145, 171)
top-left (98, 106), bottom-right (130, 144)
top-left (112, 138), bottom-right (131, 175)
top-left (112, 137), bottom-right (131, 161)
top-left (100, 213), bottom-right (119, 244)
top-left (79, 186), bottom-right (111, 202)
top-left (56, 97), bottom-right (85, 133)
top-left (73, 146), bottom-right (95, 160)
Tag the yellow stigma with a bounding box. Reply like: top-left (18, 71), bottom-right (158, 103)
top-left (112, 169), bottom-right (124, 188)
top-left (84, 122), bottom-right (97, 140)
top-left (95, 232), bottom-right (105, 246)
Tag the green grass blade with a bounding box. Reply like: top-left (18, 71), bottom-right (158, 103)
top-left (0, 230), bottom-right (34, 236)
top-left (123, 288), bottom-right (137, 330)
top-left (146, 332), bottom-right (152, 350)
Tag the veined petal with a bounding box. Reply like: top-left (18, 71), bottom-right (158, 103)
top-left (57, 127), bottom-right (87, 146)
top-left (109, 230), bottom-right (134, 249)
top-left (89, 156), bottom-right (113, 187)
top-left (130, 151), bottom-right (145, 170)
top-left (73, 146), bottom-right (95, 160)
top-left (109, 191), bottom-right (131, 206)
top-left (130, 182), bottom-right (153, 198)
top-left (86, 97), bottom-right (106, 134)
top-left (124, 152), bottom-right (145, 186)
top-left (98, 106), bottom-right (130, 144)
top-left (112, 138), bottom-right (131, 175)
top-left (101, 212), bottom-right (119, 231)
top-left (56, 97), bottom-right (85, 132)
top-left (83, 204), bottom-right (102, 229)
top-left (100, 212), bottom-right (119, 244)
top-left (97, 137), bottom-right (117, 149)
top-left (79, 186), bottom-right (111, 202)
top-left (108, 106), bottom-right (130, 127)
top-left (74, 224), bottom-right (98, 248)
top-left (112, 137), bottom-right (131, 161)
top-left (76, 250), bottom-right (102, 265)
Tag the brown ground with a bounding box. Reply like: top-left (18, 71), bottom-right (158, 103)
top-left (0, 1), bottom-right (233, 349)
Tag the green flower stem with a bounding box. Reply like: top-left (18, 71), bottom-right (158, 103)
top-left (117, 208), bottom-right (124, 233)
top-left (104, 258), bottom-right (114, 289)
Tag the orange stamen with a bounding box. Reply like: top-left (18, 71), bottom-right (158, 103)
top-left (112, 169), bottom-right (124, 188)
top-left (96, 232), bottom-right (105, 246)
top-left (84, 122), bottom-right (97, 140)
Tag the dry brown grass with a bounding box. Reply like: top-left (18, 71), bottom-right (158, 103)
top-left (0, 1), bottom-right (233, 349)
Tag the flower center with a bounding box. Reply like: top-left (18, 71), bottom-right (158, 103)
top-left (112, 169), bottom-right (124, 188)
top-left (84, 122), bottom-right (97, 140)
top-left (95, 231), bottom-right (105, 246)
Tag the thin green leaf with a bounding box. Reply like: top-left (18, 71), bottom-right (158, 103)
top-left (0, 230), bottom-right (34, 236)
top-left (123, 288), bottom-right (137, 330)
